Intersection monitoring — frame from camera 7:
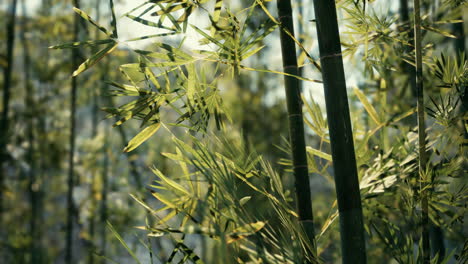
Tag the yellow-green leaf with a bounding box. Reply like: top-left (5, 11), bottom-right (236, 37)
top-left (73, 42), bottom-right (118, 76)
top-left (123, 122), bottom-right (161, 152)
top-left (353, 87), bottom-right (381, 125)
top-left (306, 146), bottom-right (332, 161)
top-left (227, 221), bottom-right (266, 244)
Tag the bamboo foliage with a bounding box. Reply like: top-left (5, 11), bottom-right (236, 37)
top-left (311, 0), bottom-right (367, 263)
top-left (35, 0), bottom-right (467, 263)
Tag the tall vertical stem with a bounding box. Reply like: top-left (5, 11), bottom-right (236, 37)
top-left (399, 0), bottom-right (417, 98)
top-left (276, 0), bottom-right (316, 254)
top-left (412, 0), bottom-right (430, 263)
top-left (100, 141), bottom-right (109, 264)
top-left (88, 2), bottom-right (101, 264)
top-left (0, 0), bottom-right (18, 224)
top-left (311, 1), bottom-right (367, 263)
top-left (66, 0), bottom-right (80, 263)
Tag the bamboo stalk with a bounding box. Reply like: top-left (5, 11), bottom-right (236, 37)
top-left (399, 0), bottom-right (417, 98)
top-left (88, 2), bottom-right (101, 263)
top-left (412, 0), bottom-right (430, 263)
top-left (311, 1), bottom-right (366, 263)
top-left (100, 141), bottom-right (109, 264)
top-left (276, 0), bottom-right (316, 254)
top-left (66, 0), bottom-right (80, 263)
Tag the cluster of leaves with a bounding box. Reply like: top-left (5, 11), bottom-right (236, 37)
top-left (49, 0), bottom-right (467, 263)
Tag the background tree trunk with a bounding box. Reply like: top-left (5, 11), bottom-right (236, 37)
top-left (20, 0), bottom-right (42, 262)
top-left (0, 0), bottom-right (18, 226)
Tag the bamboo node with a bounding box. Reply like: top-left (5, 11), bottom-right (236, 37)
top-left (320, 52), bottom-right (342, 60)
top-left (288, 113), bottom-right (302, 118)
top-left (278, 15), bottom-right (293, 21)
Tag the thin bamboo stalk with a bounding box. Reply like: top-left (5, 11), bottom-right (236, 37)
top-left (412, 0), bottom-right (430, 263)
top-left (88, 2), bottom-right (101, 263)
top-left (399, 0), bottom-right (417, 98)
top-left (100, 141), bottom-right (109, 264)
top-left (66, 0), bottom-right (80, 263)
top-left (276, 0), bottom-right (316, 254)
top-left (311, 1), bottom-right (366, 263)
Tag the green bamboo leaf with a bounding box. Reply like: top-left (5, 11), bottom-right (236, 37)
top-left (49, 39), bottom-right (114, 49)
top-left (210, 0), bottom-right (223, 35)
top-left (240, 20), bottom-right (277, 54)
top-left (306, 146), bottom-right (332, 161)
top-left (156, 42), bottom-right (192, 60)
top-left (150, 166), bottom-right (191, 196)
top-left (151, 191), bottom-right (178, 209)
top-left (239, 196), bottom-right (251, 205)
top-left (191, 25), bottom-right (230, 51)
top-left (226, 221), bottom-right (266, 244)
top-left (126, 14), bottom-right (174, 31)
top-left (240, 45), bottom-right (265, 61)
top-left (73, 7), bottom-right (111, 37)
top-left (123, 122), bottom-right (161, 152)
top-left (107, 222), bottom-right (142, 264)
top-left (121, 60), bottom-right (195, 68)
top-left (154, 2), bottom-right (182, 31)
top-left (73, 42), bottom-right (118, 76)
top-left (318, 208), bottom-right (338, 238)
top-left (212, 0), bottom-right (223, 22)
top-left (240, 65), bottom-right (322, 83)
top-left (151, 3), bottom-right (188, 16)
top-left (353, 86), bottom-right (381, 125)
top-left (422, 25), bottom-right (457, 38)
top-left (434, 19), bottom-right (463, 24)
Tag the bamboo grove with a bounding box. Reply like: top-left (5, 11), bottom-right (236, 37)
top-left (0, 0), bottom-right (466, 263)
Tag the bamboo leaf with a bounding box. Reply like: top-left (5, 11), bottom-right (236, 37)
top-left (49, 39), bottom-right (114, 49)
top-left (306, 146), bottom-right (332, 161)
top-left (126, 14), bottom-right (174, 31)
top-left (353, 86), bottom-right (381, 125)
top-left (73, 7), bottom-right (111, 37)
top-left (123, 122), bottom-right (161, 152)
top-left (107, 222), bottom-right (142, 264)
top-left (124, 32), bottom-right (178, 42)
top-left (226, 221), bottom-right (266, 244)
top-left (73, 42), bottom-right (118, 76)
top-left (151, 3), bottom-right (188, 16)
top-left (150, 166), bottom-right (191, 196)
top-left (422, 25), bottom-right (457, 38)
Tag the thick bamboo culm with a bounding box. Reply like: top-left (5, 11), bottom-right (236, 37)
top-left (311, 1), bottom-right (367, 263)
top-left (276, 0), bottom-right (316, 254)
